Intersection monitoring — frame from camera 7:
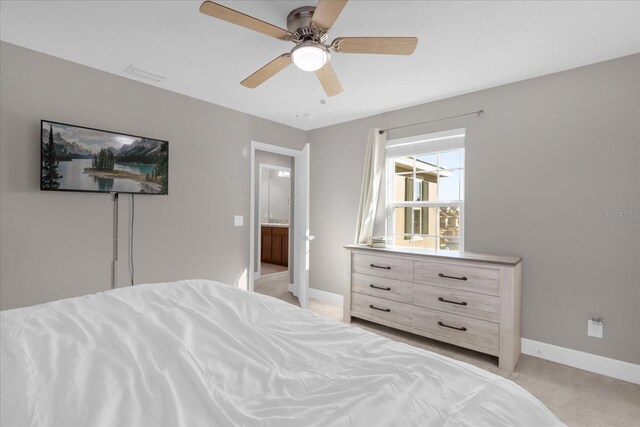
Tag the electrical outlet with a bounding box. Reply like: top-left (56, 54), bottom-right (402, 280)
top-left (234, 215), bottom-right (243, 227)
top-left (587, 318), bottom-right (604, 338)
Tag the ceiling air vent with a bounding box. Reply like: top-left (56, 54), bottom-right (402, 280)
top-left (124, 65), bottom-right (166, 82)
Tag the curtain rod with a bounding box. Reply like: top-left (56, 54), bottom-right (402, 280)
top-left (379, 109), bottom-right (484, 135)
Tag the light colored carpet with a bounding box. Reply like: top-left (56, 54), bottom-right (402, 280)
top-left (255, 271), bottom-right (298, 305)
top-left (254, 274), bottom-right (640, 426)
top-left (260, 262), bottom-right (288, 276)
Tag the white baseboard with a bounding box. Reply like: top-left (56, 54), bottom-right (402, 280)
top-left (521, 338), bottom-right (640, 385)
top-left (286, 284), bottom-right (343, 306)
top-left (308, 288), bottom-right (344, 306)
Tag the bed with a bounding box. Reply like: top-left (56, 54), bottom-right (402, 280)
top-left (1, 279), bottom-right (563, 426)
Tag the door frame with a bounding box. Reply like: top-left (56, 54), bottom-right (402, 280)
top-left (256, 163), bottom-right (291, 278)
top-left (249, 141), bottom-right (310, 308)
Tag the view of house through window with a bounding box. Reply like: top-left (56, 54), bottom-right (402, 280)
top-left (386, 131), bottom-right (464, 251)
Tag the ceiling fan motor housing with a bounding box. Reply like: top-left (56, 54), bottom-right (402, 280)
top-left (287, 6), bottom-right (328, 44)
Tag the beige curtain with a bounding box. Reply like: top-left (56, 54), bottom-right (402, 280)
top-left (354, 128), bottom-right (387, 244)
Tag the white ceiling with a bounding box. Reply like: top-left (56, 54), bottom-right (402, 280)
top-left (1, 1), bottom-right (639, 131)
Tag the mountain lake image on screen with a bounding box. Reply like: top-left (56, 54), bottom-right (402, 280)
top-left (40, 120), bottom-right (168, 195)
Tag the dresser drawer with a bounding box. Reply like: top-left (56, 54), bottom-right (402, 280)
top-left (352, 273), bottom-right (413, 303)
top-left (414, 260), bottom-right (499, 296)
top-left (351, 293), bottom-right (413, 327)
top-left (352, 253), bottom-right (413, 282)
top-left (411, 306), bottom-right (500, 355)
top-left (413, 283), bottom-right (499, 323)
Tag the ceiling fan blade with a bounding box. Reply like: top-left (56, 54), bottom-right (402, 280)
top-left (315, 62), bottom-right (343, 97)
top-left (332, 37), bottom-right (418, 55)
top-left (311, 0), bottom-right (348, 31)
top-left (199, 1), bottom-right (292, 41)
top-left (241, 54), bottom-right (292, 88)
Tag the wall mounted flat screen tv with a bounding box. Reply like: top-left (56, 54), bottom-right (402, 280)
top-left (41, 120), bottom-right (168, 195)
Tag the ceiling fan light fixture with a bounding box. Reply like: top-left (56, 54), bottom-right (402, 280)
top-left (290, 42), bottom-right (330, 72)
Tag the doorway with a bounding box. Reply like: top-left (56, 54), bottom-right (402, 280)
top-left (249, 141), bottom-right (311, 309)
top-left (257, 162), bottom-right (292, 279)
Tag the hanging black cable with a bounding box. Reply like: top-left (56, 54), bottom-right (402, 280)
top-left (130, 194), bottom-right (135, 286)
top-left (112, 193), bottom-right (119, 289)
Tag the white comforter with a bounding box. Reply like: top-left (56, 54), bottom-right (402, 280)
top-left (1, 279), bottom-right (563, 426)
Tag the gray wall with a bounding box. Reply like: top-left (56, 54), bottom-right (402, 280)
top-left (308, 54), bottom-right (640, 364)
top-left (0, 42), bottom-right (306, 310)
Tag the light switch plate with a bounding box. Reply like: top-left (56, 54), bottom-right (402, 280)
top-left (234, 215), bottom-right (243, 227)
top-left (587, 319), bottom-right (603, 338)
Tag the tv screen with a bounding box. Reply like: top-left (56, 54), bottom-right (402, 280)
top-left (41, 120), bottom-right (168, 195)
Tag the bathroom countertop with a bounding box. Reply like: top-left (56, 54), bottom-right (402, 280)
top-left (261, 223), bottom-right (289, 228)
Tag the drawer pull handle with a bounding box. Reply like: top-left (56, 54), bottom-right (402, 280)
top-left (437, 321), bottom-right (467, 332)
top-left (438, 297), bottom-right (468, 306)
top-left (369, 304), bottom-right (391, 312)
top-left (370, 284), bottom-right (392, 291)
top-left (438, 273), bottom-right (468, 281)
top-left (370, 264), bottom-right (391, 270)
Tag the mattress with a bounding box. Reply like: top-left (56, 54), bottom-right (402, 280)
top-left (1, 279), bottom-right (563, 426)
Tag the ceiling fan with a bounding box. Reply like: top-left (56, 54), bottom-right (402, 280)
top-left (199, 0), bottom-right (418, 97)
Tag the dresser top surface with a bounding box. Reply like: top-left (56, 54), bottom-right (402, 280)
top-left (344, 244), bottom-right (522, 266)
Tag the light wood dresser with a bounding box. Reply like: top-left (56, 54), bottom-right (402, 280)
top-left (343, 245), bottom-right (522, 372)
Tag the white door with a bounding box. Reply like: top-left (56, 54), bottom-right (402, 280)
top-left (294, 143), bottom-right (311, 309)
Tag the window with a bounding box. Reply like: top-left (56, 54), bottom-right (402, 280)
top-left (385, 129), bottom-right (465, 251)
